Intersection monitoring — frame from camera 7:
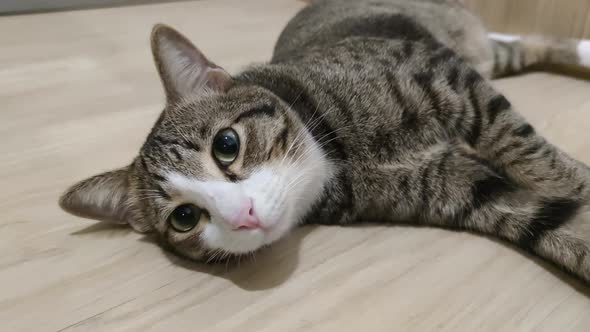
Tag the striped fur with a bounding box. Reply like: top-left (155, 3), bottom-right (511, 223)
top-left (60, 0), bottom-right (590, 283)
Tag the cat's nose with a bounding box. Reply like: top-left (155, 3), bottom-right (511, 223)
top-left (230, 199), bottom-right (261, 230)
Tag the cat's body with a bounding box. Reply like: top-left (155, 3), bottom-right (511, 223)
top-left (274, 0), bottom-right (494, 76)
top-left (61, 0), bottom-right (590, 283)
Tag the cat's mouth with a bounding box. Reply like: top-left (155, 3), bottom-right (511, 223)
top-left (232, 224), bottom-right (272, 234)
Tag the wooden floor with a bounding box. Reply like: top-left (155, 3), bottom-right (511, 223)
top-left (1, 1), bottom-right (590, 331)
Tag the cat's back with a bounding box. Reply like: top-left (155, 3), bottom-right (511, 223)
top-left (272, 0), bottom-right (489, 66)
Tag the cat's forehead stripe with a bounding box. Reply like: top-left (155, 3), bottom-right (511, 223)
top-left (234, 104), bottom-right (276, 123)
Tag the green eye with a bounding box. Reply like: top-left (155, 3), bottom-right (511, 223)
top-left (213, 128), bottom-right (240, 166)
top-left (169, 204), bottom-right (202, 232)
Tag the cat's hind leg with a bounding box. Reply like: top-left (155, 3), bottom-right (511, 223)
top-left (488, 32), bottom-right (590, 78)
top-left (462, 69), bottom-right (590, 200)
top-left (443, 68), bottom-right (590, 282)
top-left (362, 143), bottom-right (590, 283)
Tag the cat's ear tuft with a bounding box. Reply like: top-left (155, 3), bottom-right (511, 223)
top-left (150, 24), bottom-right (233, 102)
top-left (59, 167), bottom-right (150, 233)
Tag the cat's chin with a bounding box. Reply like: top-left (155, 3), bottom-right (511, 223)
top-left (201, 220), bottom-right (285, 255)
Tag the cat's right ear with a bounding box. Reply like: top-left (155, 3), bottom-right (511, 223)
top-left (150, 24), bottom-right (233, 103)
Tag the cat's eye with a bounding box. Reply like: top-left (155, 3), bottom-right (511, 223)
top-left (212, 128), bottom-right (240, 166)
top-left (168, 204), bottom-right (202, 232)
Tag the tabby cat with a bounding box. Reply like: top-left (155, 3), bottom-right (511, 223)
top-left (60, 0), bottom-right (590, 283)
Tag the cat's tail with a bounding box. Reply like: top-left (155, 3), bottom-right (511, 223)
top-left (488, 33), bottom-right (590, 78)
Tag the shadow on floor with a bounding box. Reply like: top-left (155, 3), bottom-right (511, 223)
top-left (381, 222), bottom-right (590, 297)
top-left (144, 225), bottom-right (316, 291)
top-left (70, 220), bottom-right (590, 295)
top-left (70, 220), bottom-right (313, 290)
top-left (486, 237), bottom-right (590, 298)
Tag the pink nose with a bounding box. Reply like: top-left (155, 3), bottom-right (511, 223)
top-left (230, 199), bottom-right (261, 230)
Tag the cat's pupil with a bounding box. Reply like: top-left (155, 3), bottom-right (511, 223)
top-left (213, 128), bottom-right (240, 165)
top-left (169, 204), bottom-right (201, 232)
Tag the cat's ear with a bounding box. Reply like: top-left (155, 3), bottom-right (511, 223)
top-left (59, 167), bottom-right (150, 233)
top-left (150, 24), bottom-right (233, 102)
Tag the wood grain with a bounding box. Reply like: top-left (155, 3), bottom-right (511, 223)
top-left (0, 1), bottom-right (589, 331)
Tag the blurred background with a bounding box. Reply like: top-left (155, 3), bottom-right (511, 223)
top-left (0, 0), bottom-right (182, 14)
top-left (2, 0), bottom-right (590, 38)
top-left (463, 0), bottom-right (590, 38)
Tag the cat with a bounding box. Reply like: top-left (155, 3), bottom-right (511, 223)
top-left (60, 0), bottom-right (590, 283)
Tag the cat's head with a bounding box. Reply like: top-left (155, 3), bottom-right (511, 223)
top-left (59, 25), bottom-right (334, 260)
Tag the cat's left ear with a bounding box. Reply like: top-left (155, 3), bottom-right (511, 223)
top-left (151, 24), bottom-right (233, 102)
top-left (59, 167), bottom-right (151, 233)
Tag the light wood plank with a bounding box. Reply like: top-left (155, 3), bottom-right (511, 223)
top-left (0, 1), bottom-right (589, 331)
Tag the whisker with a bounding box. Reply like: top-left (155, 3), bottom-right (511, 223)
top-left (283, 106), bottom-right (338, 164)
top-left (279, 96), bottom-right (330, 167)
top-left (285, 123), bottom-right (354, 169)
